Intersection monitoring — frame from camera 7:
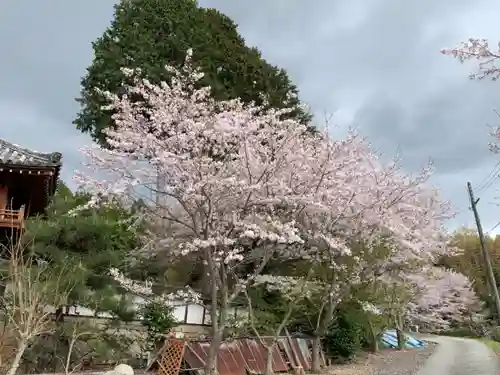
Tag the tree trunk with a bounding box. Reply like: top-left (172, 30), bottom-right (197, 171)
top-left (312, 298), bottom-right (336, 373)
top-left (204, 356), bottom-right (217, 375)
top-left (396, 328), bottom-right (405, 350)
top-left (65, 337), bottom-right (78, 374)
top-left (372, 337), bottom-right (379, 353)
top-left (55, 306), bottom-right (64, 323)
top-left (368, 320), bottom-right (379, 353)
top-left (6, 340), bottom-right (27, 375)
top-left (205, 328), bottom-right (222, 375)
top-left (311, 335), bottom-right (322, 373)
top-left (204, 248), bottom-right (226, 375)
top-left (396, 314), bottom-right (406, 350)
top-left (312, 301), bottom-right (335, 373)
top-left (264, 345), bottom-right (274, 375)
top-left (311, 293), bottom-right (337, 374)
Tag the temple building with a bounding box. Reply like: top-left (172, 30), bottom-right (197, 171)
top-left (0, 139), bottom-right (62, 233)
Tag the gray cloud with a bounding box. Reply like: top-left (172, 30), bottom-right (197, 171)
top-left (354, 81), bottom-right (499, 174)
top-left (0, 0), bottom-right (116, 121)
top-left (203, 0), bottom-right (500, 231)
top-left (2, 0), bottom-right (500, 231)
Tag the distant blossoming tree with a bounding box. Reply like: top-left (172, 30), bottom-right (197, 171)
top-left (406, 267), bottom-right (481, 332)
top-left (77, 49), bottom-right (453, 374)
top-left (300, 174), bottom-right (453, 369)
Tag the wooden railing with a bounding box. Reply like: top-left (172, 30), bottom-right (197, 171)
top-left (0, 206), bottom-right (25, 230)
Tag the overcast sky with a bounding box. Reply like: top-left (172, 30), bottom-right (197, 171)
top-left (2, 0), bottom-right (500, 233)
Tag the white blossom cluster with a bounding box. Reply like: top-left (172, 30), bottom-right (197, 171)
top-left (109, 268), bottom-right (201, 305)
top-left (75, 48), bottom-right (468, 342)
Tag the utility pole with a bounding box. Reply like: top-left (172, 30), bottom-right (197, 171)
top-left (467, 181), bottom-right (500, 323)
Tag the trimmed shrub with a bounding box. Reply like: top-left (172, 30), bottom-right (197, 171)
top-left (491, 326), bottom-right (500, 342)
top-left (323, 302), bottom-right (365, 361)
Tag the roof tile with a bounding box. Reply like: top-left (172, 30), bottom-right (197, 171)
top-left (0, 139), bottom-right (62, 168)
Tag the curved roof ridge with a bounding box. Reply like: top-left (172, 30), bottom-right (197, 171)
top-left (0, 138), bottom-right (62, 167)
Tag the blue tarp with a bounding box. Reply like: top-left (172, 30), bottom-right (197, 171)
top-left (380, 330), bottom-right (425, 349)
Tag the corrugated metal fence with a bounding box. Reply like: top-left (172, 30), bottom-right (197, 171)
top-left (158, 336), bottom-right (324, 375)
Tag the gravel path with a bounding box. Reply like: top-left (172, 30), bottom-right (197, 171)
top-left (326, 343), bottom-right (436, 375)
top-left (372, 344), bottom-right (436, 375)
top-left (415, 335), bottom-right (500, 375)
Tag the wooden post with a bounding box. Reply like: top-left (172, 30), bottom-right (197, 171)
top-left (467, 182), bottom-right (500, 324)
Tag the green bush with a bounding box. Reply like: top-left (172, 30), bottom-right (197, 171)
top-left (140, 301), bottom-right (178, 350)
top-left (323, 302), bottom-right (365, 361)
top-left (491, 326), bottom-right (500, 342)
top-left (442, 326), bottom-right (481, 338)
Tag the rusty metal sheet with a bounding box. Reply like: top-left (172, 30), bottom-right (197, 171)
top-left (297, 339), bottom-right (311, 362)
top-left (181, 336), bottom-right (318, 375)
top-left (290, 338), bottom-right (310, 370)
top-left (257, 338), bottom-right (289, 372)
top-left (302, 338), bottom-right (325, 366)
top-left (193, 341), bottom-right (210, 362)
top-left (239, 339), bottom-right (266, 373)
top-left (218, 341), bottom-right (245, 375)
top-left (270, 345), bottom-right (288, 372)
top-left (184, 340), bottom-right (248, 375)
top-left (225, 341), bottom-right (247, 373)
top-left (278, 339), bottom-right (299, 367)
top-left (183, 341), bottom-right (209, 370)
top-left (184, 343), bottom-right (205, 369)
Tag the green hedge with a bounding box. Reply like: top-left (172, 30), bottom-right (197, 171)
top-left (323, 302), bottom-right (365, 361)
top-left (442, 326), bottom-right (482, 338)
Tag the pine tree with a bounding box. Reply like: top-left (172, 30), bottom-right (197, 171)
top-left (23, 182), bottom-right (140, 321)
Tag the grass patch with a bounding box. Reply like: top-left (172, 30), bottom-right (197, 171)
top-left (479, 338), bottom-right (500, 353)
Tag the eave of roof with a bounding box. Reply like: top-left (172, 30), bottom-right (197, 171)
top-left (0, 139), bottom-right (62, 168)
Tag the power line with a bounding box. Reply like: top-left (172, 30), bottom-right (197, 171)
top-left (478, 176), bottom-right (500, 196)
top-left (476, 159), bottom-right (500, 194)
top-left (488, 219), bottom-right (500, 234)
top-left (476, 161), bottom-right (500, 190)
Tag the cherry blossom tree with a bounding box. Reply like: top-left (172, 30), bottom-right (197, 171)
top-left (406, 267), bottom-right (481, 332)
top-left (316, 239), bottom-right (414, 352)
top-left (77, 49), bottom-right (453, 374)
top-left (349, 263), bottom-right (479, 350)
top-left (303, 192), bottom-right (452, 370)
top-left (76, 50), bottom-right (323, 375)
top-left (362, 267), bottom-right (427, 349)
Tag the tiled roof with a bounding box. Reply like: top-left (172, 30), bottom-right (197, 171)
top-left (0, 139), bottom-right (62, 168)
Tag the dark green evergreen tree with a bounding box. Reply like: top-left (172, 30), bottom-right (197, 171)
top-left (23, 182), bottom-right (141, 320)
top-left (2, 182), bottom-right (148, 372)
top-left (74, 0), bottom-right (312, 145)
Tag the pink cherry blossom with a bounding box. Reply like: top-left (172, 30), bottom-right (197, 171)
top-left (108, 268), bottom-right (200, 305)
top-left (77, 49), bottom-right (456, 373)
top-left (406, 267), bottom-right (481, 331)
top-left (441, 38), bottom-right (500, 80)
